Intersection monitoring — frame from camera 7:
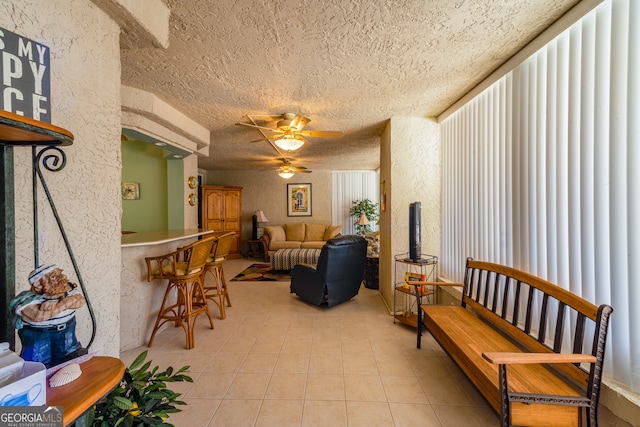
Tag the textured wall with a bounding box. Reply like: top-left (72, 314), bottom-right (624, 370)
top-left (378, 121), bottom-right (392, 308)
top-left (183, 154), bottom-right (199, 229)
top-left (379, 117), bottom-right (441, 310)
top-left (2, 0), bottom-right (122, 356)
top-left (205, 169), bottom-right (333, 244)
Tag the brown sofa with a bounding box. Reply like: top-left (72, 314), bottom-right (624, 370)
top-left (259, 223), bottom-right (342, 260)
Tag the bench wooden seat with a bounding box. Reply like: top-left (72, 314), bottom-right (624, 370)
top-left (421, 259), bottom-right (612, 427)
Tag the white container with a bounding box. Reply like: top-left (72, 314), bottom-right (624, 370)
top-left (0, 362), bottom-right (46, 406)
top-left (0, 343), bottom-right (24, 388)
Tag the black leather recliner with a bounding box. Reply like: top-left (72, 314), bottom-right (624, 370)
top-left (290, 235), bottom-right (367, 307)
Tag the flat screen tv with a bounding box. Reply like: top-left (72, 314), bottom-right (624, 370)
top-left (407, 202), bottom-right (421, 262)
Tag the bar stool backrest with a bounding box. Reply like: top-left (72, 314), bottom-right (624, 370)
top-left (212, 232), bottom-right (234, 262)
top-left (187, 237), bottom-right (217, 273)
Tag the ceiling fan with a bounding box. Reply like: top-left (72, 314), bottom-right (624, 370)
top-left (236, 113), bottom-right (343, 151)
top-left (276, 158), bottom-right (311, 179)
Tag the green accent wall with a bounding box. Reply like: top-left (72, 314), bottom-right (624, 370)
top-left (121, 140), bottom-right (168, 232)
top-left (167, 159), bottom-right (184, 229)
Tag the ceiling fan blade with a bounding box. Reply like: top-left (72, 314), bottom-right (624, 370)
top-left (295, 169), bottom-right (312, 173)
top-left (249, 134), bottom-right (284, 142)
top-left (289, 115), bottom-right (311, 131)
top-left (246, 114), bottom-right (283, 120)
top-left (236, 122), bottom-right (283, 133)
top-left (298, 130), bottom-right (343, 138)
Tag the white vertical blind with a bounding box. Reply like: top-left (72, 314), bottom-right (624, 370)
top-left (440, 0), bottom-right (639, 390)
top-left (331, 171), bottom-right (379, 235)
top-left (628, 0), bottom-right (640, 392)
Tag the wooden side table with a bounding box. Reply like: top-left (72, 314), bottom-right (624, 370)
top-left (246, 239), bottom-right (263, 259)
top-left (364, 255), bottom-right (379, 289)
top-left (47, 355), bottom-right (124, 426)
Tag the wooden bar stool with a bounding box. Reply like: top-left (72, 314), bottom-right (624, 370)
top-left (202, 232), bottom-right (234, 319)
top-left (145, 236), bottom-right (216, 349)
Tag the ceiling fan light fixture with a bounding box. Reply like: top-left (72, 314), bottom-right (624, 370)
top-left (278, 170), bottom-right (295, 179)
top-left (274, 136), bottom-right (304, 151)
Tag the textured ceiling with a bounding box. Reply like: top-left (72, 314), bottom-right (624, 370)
top-left (120, 0), bottom-right (580, 172)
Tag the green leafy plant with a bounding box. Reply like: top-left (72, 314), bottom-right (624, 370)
top-left (87, 350), bottom-right (192, 427)
top-left (349, 199), bottom-right (379, 234)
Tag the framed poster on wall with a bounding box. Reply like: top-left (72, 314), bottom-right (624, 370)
top-left (287, 183), bottom-right (312, 216)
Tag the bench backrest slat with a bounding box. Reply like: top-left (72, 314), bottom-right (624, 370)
top-left (524, 285), bottom-right (534, 335)
top-left (483, 270), bottom-right (491, 308)
top-left (473, 268), bottom-right (481, 304)
top-left (499, 275), bottom-right (508, 319)
top-left (512, 280), bottom-right (522, 328)
top-left (538, 292), bottom-right (550, 344)
top-left (573, 314), bottom-right (586, 355)
top-left (553, 302), bottom-right (567, 353)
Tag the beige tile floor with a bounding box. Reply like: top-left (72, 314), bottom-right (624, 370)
top-left (120, 258), bottom-right (499, 427)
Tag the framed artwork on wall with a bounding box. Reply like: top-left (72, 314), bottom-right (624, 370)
top-left (122, 182), bottom-right (140, 200)
top-left (287, 183), bottom-right (312, 216)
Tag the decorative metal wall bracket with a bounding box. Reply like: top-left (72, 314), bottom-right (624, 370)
top-left (1, 110), bottom-right (96, 349)
top-left (32, 145), bottom-right (97, 349)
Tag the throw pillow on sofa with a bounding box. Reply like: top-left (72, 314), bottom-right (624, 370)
top-left (304, 223), bottom-right (325, 241)
top-left (264, 225), bottom-right (286, 241)
top-left (285, 223), bottom-right (305, 241)
top-left (323, 225), bottom-right (342, 240)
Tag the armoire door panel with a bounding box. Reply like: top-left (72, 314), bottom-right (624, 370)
top-left (200, 185), bottom-right (242, 259)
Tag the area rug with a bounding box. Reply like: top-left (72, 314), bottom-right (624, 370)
top-left (230, 263), bottom-right (291, 282)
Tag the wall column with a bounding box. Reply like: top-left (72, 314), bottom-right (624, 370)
top-left (378, 117), bottom-right (441, 310)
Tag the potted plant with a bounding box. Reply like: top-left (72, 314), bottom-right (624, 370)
top-left (349, 199), bottom-right (379, 235)
top-left (87, 350), bottom-right (192, 427)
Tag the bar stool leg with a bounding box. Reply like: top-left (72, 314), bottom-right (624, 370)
top-left (193, 276), bottom-right (215, 329)
top-left (149, 277), bottom-right (215, 350)
top-left (148, 281), bottom-right (174, 348)
top-left (214, 267), bottom-right (227, 319)
top-left (202, 266), bottom-right (227, 319)
top-left (220, 267), bottom-right (232, 308)
top-left (182, 286), bottom-right (198, 349)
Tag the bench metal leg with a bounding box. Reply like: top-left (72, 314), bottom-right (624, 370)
top-left (498, 364), bottom-right (510, 427)
top-left (416, 299), bottom-right (422, 349)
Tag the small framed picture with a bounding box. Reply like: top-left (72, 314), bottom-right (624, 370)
top-left (403, 272), bottom-right (426, 293)
top-left (287, 183), bottom-right (312, 216)
top-left (122, 182), bottom-right (140, 200)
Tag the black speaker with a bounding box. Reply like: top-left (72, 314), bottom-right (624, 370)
top-left (251, 215), bottom-right (258, 240)
top-left (408, 202), bottom-right (421, 262)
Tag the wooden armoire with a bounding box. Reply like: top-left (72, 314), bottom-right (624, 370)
top-left (199, 185), bottom-right (242, 259)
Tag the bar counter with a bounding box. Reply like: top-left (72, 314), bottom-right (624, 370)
top-left (120, 229), bottom-right (214, 351)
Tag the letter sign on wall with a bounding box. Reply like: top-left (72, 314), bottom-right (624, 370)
top-left (0, 27), bottom-right (51, 123)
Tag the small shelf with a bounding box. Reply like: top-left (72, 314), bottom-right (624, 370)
top-left (397, 257), bottom-right (437, 267)
top-left (395, 285), bottom-right (435, 298)
top-left (0, 109), bottom-right (73, 146)
top-left (394, 312), bottom-right (420, 328)
top-left (393, 253), bottom-right (438, 349)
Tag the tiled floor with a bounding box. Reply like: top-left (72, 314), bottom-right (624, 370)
top-left (120, 258), bottom-right (499, 426)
